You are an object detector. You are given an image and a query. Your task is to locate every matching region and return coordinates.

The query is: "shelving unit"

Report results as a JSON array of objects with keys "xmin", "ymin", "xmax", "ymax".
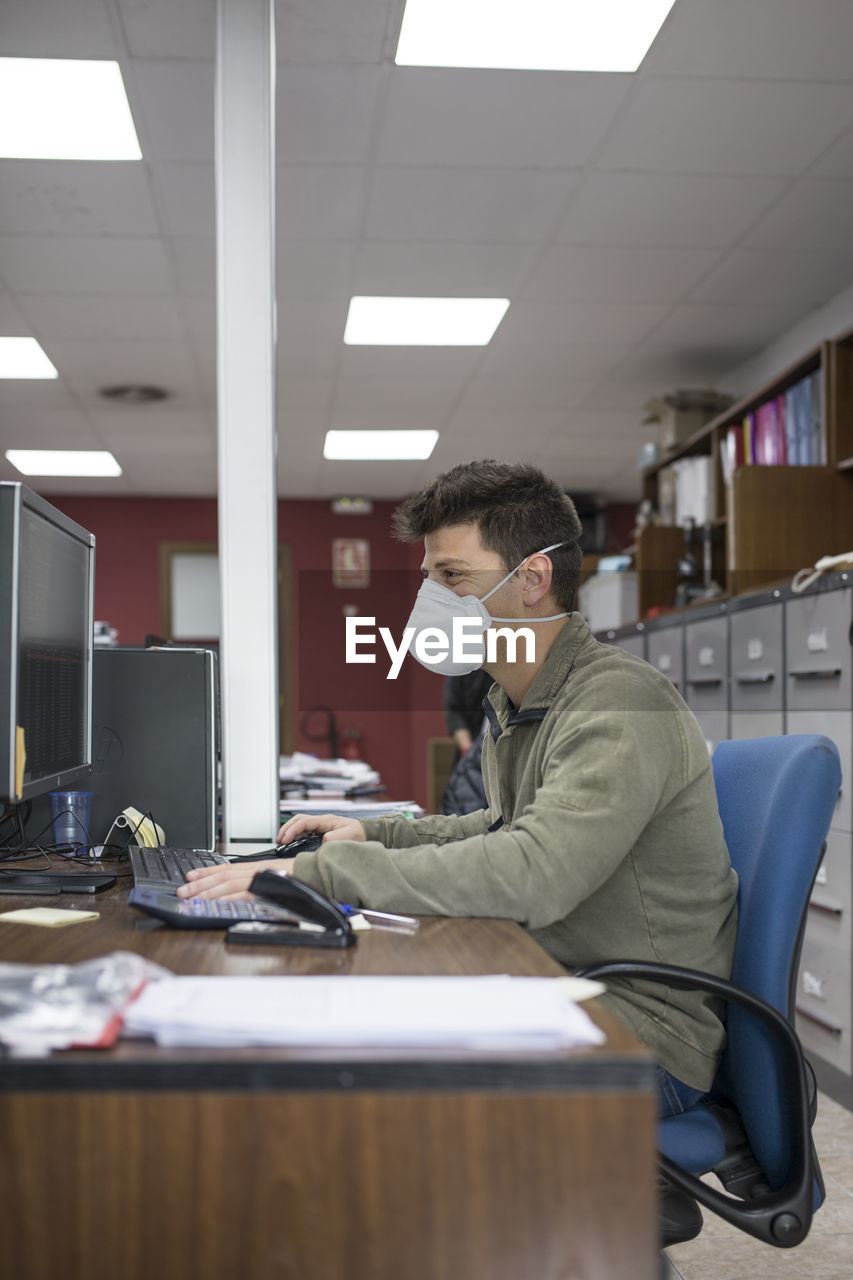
[{"xmin": 636, "ymin": 331, "xmax": 853, "ymax": 617}]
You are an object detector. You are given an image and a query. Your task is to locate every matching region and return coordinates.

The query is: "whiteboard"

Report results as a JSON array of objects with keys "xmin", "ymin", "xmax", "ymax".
[{"xmin": 171, "ymin": 552, "xmax": 220, "ymax": 640}]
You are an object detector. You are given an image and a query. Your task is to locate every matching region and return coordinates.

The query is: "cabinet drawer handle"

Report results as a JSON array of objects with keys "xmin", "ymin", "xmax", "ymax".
[
  {"xmin": 808, "ymin": 899, "xmax": 843, "ymax": 918},
  {"xmin": 686, "ymin": 676, "xmax": 723, "ymax": 686},
  {"xmin": 735, "ymin": 671, "xmax": 774, "ymax": 684},
  {"xmin": 796, "ymin": 1006, "xmax": 843, "ymax": 1036},
  {"xmin": 789, "ymin": 667, "xmax": 842, "ymax": 681}
]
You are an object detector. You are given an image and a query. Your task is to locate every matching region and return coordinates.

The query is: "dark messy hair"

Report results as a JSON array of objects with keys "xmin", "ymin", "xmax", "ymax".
[{"xmin": 392, "ymin": 459, "xmax": 583, "ymax": 612}]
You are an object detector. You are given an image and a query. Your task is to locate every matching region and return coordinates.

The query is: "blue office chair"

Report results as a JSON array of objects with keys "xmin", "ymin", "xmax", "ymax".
[{"xmin": 578, "ymin": 734, "xmax": 842, "ymax": 1250}]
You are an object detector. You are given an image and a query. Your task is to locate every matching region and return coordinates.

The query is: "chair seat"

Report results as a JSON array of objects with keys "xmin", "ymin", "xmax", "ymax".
[{"xmin": 659, "ymin": 1102, "xmax": 725, "ymax": 1173}]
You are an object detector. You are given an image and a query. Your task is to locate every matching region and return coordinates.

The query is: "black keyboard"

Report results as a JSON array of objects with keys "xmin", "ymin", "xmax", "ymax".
[
  {"xmin": 128, "ymin": 887, "xmax": 292, "ymax": 929},
  {"xmin": 129, "ymin": 845, "xmax": 229, "ymax": 891}
]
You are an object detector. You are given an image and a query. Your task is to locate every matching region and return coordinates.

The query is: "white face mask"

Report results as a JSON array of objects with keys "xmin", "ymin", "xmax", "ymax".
[{"xmin": 405, "ymin": 543, "xmax": 569, "ymax": 676}]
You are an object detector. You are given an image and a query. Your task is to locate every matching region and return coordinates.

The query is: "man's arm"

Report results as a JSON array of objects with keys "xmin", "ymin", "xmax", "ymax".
[{"xmin": 291, "ymin": 707, "xmax": 683, "ymax": 924}]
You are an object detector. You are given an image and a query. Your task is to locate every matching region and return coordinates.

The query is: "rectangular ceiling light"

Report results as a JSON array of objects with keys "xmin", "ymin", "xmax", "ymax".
[
  {"xmin": 395, "ymin": 0, "xmax": 677, "ymax": 72},
  {"xmin": 324, "ymin": 431, "xmax": 439, "ymax": 461},
  {"xmin": 6, "ymin": 450, "xmax": 123, "ymax": 478},
  {"xmin": 0, "ymin": 57, "xmax": 142, "ymax": 160},
  {"xmin": 344, "ymin": 297, "xmax": 509, "ymax": 346},
  {"xmin": 0, "ymin": 338, "xmax": 58, "ymax": 379}
]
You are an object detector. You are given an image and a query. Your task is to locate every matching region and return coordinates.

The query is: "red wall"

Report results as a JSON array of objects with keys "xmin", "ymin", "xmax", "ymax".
[
  {"xmin": 52, "ymin": 495, "xmax": 446, "ymax": 808},
  {"xmin": 50, "ymin": 493, "xmax": 639, "ymax": 810}
]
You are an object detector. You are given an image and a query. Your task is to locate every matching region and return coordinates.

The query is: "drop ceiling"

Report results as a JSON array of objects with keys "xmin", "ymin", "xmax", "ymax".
[{"xmin": 2, "ymin": 0, "xmax": 853, "ymax": 501}]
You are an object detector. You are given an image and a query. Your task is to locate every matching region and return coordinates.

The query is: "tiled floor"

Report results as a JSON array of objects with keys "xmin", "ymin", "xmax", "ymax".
[{"xmin": 663, "ymin": 1091, "xmax": 853, "ymax": 1279}]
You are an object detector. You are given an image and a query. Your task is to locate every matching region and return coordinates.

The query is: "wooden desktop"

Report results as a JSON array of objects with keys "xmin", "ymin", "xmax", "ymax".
[{"xmin": 0, "ymin": 875, "xmax": 658, "ymax": 1280}]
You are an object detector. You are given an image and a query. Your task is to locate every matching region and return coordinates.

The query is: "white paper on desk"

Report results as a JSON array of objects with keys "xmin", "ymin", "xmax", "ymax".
[
  {"xmin": 123, "ymin": 975, "xmax": 606, "ymax": 1051},
  {"xmin": 279, "ymin": 798, "xmax": 424, "ymax": 818}
]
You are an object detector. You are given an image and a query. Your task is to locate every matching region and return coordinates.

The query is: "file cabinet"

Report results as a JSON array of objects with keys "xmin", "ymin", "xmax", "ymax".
[
  {"xmin": 729, "ymin": 590, "xmax": 785, "ymax": 739},
  {"xmin": 646, "ymin": 619, "xmax": 684, "ymax": 696},
  {"xmin": 684, "ymin": 606, "xmax": 729, "ymax": 753},
  {"xmin": 594, "ymin": 571, "xmax": 853, "ymax": 1075},
  {"xmin": 604, "ymin": 621, "xmax": 646, "ymax": 659},
  {"xmin": 788, "ymin": 581, "xmax": 853, "ymax": 1073}
]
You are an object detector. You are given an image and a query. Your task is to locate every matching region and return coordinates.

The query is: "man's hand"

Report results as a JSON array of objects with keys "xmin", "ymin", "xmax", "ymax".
[
  {"xmin": 177, "ymin": 857, "xmax": 295, "ymax": 902},
  {"xmin": 277, "ymin": 813, "xmax": 366, "ymax": 845}
]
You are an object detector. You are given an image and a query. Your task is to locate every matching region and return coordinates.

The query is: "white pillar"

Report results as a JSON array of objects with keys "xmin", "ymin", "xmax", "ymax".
[{"xmin": 215, "ymin": 0, "xmax": 279, "ymax": 841}]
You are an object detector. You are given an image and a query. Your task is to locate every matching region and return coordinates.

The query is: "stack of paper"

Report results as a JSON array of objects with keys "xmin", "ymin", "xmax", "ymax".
[
  {"xmin": 279, "ymin": 752, "xmax": 382, "ymax": 796},
  {"xmin": 124, "ymin": 975, "xmax": 605, "ymax": 1051},
  {"xmin": 279, "ymin": 797, "xmax": 424, "ymax": 820}
]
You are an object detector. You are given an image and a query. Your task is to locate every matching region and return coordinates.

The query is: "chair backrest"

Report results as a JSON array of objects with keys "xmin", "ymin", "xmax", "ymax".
[{"xmin": 710, "ymin": 734, "xmax": 842, "ymax": 1188}]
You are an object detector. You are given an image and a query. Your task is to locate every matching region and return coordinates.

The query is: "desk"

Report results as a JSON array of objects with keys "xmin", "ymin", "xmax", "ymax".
[{"xmin": 0, "ymin": 876, "xmax": 657, "ymax": 1280}]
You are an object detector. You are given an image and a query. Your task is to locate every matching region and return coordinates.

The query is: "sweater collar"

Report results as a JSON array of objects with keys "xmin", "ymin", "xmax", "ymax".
[{"xmin": 483, "ymin": 612, "xmax": 590, "ymax": 739}]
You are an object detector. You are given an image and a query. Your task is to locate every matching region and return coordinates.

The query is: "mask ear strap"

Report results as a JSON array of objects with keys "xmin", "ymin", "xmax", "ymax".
[{"xmin": 481, "ymin": 541, "xmax": 567, "ymax": 605}]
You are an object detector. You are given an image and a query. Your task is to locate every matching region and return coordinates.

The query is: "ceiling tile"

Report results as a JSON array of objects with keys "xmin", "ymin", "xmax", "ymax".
[
  {"xmin": 0, "ymin": 380, "xmax": 78, "ymax": 409},
  {"xmin": 275, "ymin": 0, "xmax": 392, "ymax": 66},
  {"xmin": 336, "ymin": 346, "xmax": 481, "ymax": 380},
  {"xmin": 45, "ymin": 338, "xmax": 201, "ymax": 401},
  {"xmin": 604, "ymin": 343, "xmax": 758, "ymax": 389},
  {"xmin": 91, "ymin": 406, "xmax": 213, "ymax": 440},
  {"xmin": 0, "ymin": 406, "xmax": 100, "ymax": 450},
  {"xmin": 279, "ymin": 343, "xmax": 340, "ymax": 378},
  {"xmin": 744, "ymin": 178, "xmax": 853, "ymax": 252},
  {"xmin": 458, "ymin": 376, "xmax": 598, "ymax": 412},
  {"xmin": 328, "ymin": 407, "xmax": 450, "ymax": 432},
  {"xmin": 279, "ymin": 376, "xmax": 334, "ymax": 411},
  {"xmin": 0, "ymin": 0, "xmax": 116, "ymax": 56},
  {"xmin": 494, "ymin": 301, "xmax": 671, "ymax": 346},
  {"xmin": 521, "ymin": 244, "xmax": 720, "ymax": 304},
  {"xmin": 0, "ymin": 161, "xmax": 159, "ymax": 236},
  {"xmin": 811, "ymin": 122, "xmax": 853, "ymax": 177},
  {"xmin": 332, "ymin": 373, "xmax": 467, "ymax": 411},
  {"xmin": 377, "ymin": 68, "xmax": 630, "ymax": 169},
  {"xmin": 646, "ymin": 0, "xmax": 853, "ymax": 81},
  {"xmin": 21, "ymin": 294, "xmax": 186, "ymax": 341},
  {"xmin": 151, "ymin": 162, "xmax": 214, "ymax": 238},
  {"xmin": 555, "ymin": 171, "xmax": 786, "ymax": 248},
  {"xmin": 690, "ymin": 247, "xmax": 853, "ymax": 313},
  {"xmin": 353, "ymin": 240, "xmax": 536, "ymax": 297},
  {"xmin": 131, "ymin": 60, "xmax": 215, "ymax": 162},
  {"xmin": 277, "ymin": 65, "xmax": 384, "ymax": 163},
  {"xmin": 648, "ymin": 303, "xmax": 788, "ymax": 351},
  {"xmin": 476, "ymin": 342, "xmax": 633, "ymax": 383},
  {"xmin": 0, "ymin": 292, "xmax": 31, "ymax": 332},
  {"xmin": 171, "ymin": 238, "xmax": 216, "ymax": 297},
  {"xmin": 277, "ymin": 241, "xmax": 356, "ymax": 298},
  {"xmin": 278, "ymin": 165, "xmax": 368, "ymax": 239},
  {"xmin": 445, "ymin": 408, "xmax": 568, "ymax": 437},
  {"xmin": 365, "ymin": 167, "xmax": 578, "ymax": 242},
  {"xmin": 598, "ymin": 79, "xmax": 853, "ymax": 176},
  {"xmin": 120, "ymin": 0, "xmax": 216, "ymax": 59},
  {"xmin": 0, "ymin": 236, "xmax": 174, "ymax": 295}
]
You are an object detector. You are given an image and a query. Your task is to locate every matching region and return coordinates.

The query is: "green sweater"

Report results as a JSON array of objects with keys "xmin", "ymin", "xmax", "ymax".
[{"xmin": 293, "ymin": 614, "xmax": 738, "ymax": 1090}]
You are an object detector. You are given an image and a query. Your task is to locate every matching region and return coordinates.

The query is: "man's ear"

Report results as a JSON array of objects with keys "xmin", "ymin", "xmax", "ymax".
[{"xmin": 520, "ymin": 553, "xmax": 554, "ymax": 606}]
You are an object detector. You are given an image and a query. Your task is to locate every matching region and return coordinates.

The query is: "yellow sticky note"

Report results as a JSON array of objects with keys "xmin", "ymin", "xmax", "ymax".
[
  {"xmin": 14, "ymin": 726, "xmax": 26, "ymax": 800},
  {"xmin": 1, "ymin": 907, "xmax": 100, "ymax": 928}
]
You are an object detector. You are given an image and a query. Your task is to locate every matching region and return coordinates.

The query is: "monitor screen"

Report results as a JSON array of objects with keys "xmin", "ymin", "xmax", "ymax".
[{"xmin": 0, "ymin": 483, "xmax": 95, "ymax": 804}]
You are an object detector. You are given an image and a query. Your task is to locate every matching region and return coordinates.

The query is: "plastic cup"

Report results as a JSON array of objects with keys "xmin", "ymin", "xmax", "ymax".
[{"xmin": 49, "ymin": 790, "xmax": 93, "ymax": 854}]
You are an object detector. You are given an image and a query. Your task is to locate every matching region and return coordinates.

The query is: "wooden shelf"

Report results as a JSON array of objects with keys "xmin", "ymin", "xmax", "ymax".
[{"xmin": 636, "ymin": 333, "xmax": 853, "ymax": 614}]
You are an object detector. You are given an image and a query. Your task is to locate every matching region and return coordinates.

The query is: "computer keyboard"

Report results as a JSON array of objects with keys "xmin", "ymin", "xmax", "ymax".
[
  {"xmin": 128, "ymin": 886, "xmax": 291, "ymax": 928},
  {"xmin": 129, "ymin": 844, "xmax": 230, "ymax": 891}
]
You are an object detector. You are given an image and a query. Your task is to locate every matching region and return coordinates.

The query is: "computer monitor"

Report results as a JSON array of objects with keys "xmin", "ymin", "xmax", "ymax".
[{"xmin": 0, "ymin": 482, "xmax": 95, "ymax": 805}]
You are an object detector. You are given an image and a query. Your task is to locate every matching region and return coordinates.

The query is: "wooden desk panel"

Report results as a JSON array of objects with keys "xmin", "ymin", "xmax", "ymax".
[{"xmin": 0, "ymin": 878, "xmax": 658, "ymax": 1279}]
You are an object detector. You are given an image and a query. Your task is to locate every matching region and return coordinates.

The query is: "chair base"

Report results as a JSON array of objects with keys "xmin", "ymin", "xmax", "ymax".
[{"xmin": 659, "ymin": 1176, "xmax": 703, "ymax": 1248}]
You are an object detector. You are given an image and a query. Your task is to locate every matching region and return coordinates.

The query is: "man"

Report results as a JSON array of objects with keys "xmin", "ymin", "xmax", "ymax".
[{"xmin": 182, "ymin": 459, "xmax": 738, "ymax": 1114}]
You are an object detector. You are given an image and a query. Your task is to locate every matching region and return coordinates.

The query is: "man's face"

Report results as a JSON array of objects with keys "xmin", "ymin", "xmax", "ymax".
[{"xmin": 421, "ymin": 523, "xmax": 517, "ymax": 611}]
